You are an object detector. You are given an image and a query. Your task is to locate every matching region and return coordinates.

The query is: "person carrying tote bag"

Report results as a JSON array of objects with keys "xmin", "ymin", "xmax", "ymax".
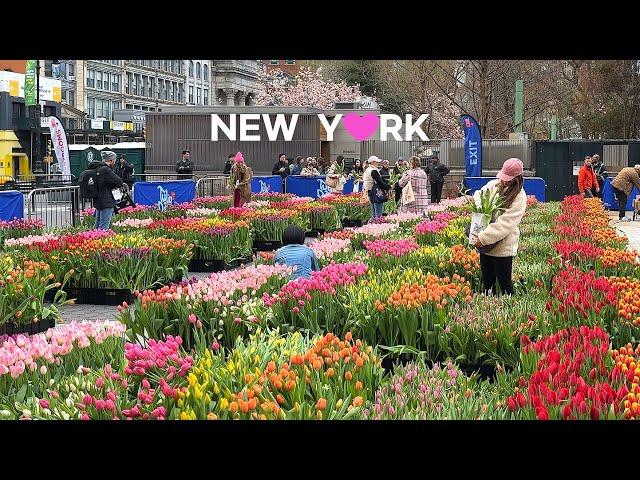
[
  {"xmin": 472, "ymin": 158, "xmax": 527, "ymax": 296},
  {"xmin": 398, "ymin": 156, "xmax": 429, "ymax": 214},
  {"xmin": 363, "ymin": 156, "xmax": 390, "ymax": 220}
]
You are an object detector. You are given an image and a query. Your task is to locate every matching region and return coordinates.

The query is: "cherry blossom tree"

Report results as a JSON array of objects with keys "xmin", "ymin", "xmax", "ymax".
[{"xmin": 254, "ymin": 66, "xmax": 371, "ymax": 109}]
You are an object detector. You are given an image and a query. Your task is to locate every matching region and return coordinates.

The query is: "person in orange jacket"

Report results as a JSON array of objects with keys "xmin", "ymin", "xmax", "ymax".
[{"xmin": 578, "ymin": 156, "xmax": 599, "ymax": 198}]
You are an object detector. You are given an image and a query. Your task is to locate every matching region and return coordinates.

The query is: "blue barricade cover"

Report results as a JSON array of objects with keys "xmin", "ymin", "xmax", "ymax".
[
  {"xmin": 285, "ymin": 175, "xmax": 332, "ymax": 199},
  {"xmin": 464, "ymin": 177, "xmax": 546, "ymax": 202},
  {"xmin": 342, "ymin": 177, "xmax": 355, "ymax": 194},
  {"xmin": 252, "ymin": 176, "xmax": 283, "ymax": 194},
  {"xmin": 602, "ymin": 177, "xmax": 638, "ymax": 211},
  {"xmin": 133, "ymin": 180, "xmax": 196, "ymax": 209},
  {"xmin": 0, "ymin": 190, "xmax": 24, "ymax": 220}
]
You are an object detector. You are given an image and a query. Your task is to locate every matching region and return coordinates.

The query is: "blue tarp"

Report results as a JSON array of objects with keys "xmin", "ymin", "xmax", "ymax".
[
  {"xmin": 0, "ymin": 190, "xmax": 24, "ymax": 220},
  {"xmin": 285, "ymin": 176, "xmax": 332, "ymax": 199},
  {"xmin": 133, "ymin": 180, "xmax": 196, "ymax": 209},
  {"xmin": 252, "ymin": 176, "xmax": 283, "ymax": 194},
  {"xmin": 464, "ymin": 177, "xmax": 547, "ymax": 202},
  {"xmin": 602, "ymin": 177, "xmax": 638, "ymax": 211}
]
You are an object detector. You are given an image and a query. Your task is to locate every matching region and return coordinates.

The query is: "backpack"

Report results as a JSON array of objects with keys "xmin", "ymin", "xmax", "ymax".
[{"xmin": 80, "ymin": 168, "xmax": 99, "ymax": 199}]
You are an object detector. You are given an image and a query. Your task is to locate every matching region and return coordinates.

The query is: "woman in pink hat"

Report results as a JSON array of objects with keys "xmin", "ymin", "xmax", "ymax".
[
  {"xmin": 472, "ymin": 157, "xmax": 527, "ymax": 296},
  {"xmin": 228, "ymin": 152, "xmax": 253, "ymax": 207}
]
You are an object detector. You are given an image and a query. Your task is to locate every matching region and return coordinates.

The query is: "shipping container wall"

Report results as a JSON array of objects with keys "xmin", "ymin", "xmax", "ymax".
[{"xmin": 146, "ymin": 114, "xmax": 321, "ymax": 174}]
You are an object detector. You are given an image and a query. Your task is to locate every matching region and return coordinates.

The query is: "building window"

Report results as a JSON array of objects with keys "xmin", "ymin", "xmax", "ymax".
[
  {"xmin": 68, "ymin": 91, "xmax": 75, "ymax": 107},
  {"xmin": 97, "ymin": 71, "xmax": 104, "ymax": 90},
  {"xmin": 285, "ymin": 60, "xmax": 295, "ymax": 65},
  {"xmin": 203, "ymin": 88, "xmax": 208, "ymax": 105},
  {"xmin": 203, "ymin": 65, "xmax": 208, "ymax": 81},
  {"xmin": 150, "ymin": 78, "xmax": 156, "ymax": 99},
  {"xmin": 269, "ymin": 60, "xmax": 279, "ymax": 65},
  {"xmin": 189, "ymin": 86, "xmax": 193, "ymax": 104},
  {"xmin": 68, "ymin": 62, "xmax": 75, "ymax": 77},
  {"xmin": 112, "ymin": 75, "xmax": 119, "ymax": 92},
  {"xmin": 196, "ymin": 62, "xmax": 201, "ymax": 79},
  {"xmin": 113, "ymin": 100, "xmax": 120, "ymax": 114},
  {"xmin": 87, "ymin": 97, "xmax": 95, "ymax": 118},
  {"xmin": 126, "ymin": 72, "xmax": 132, "ymax": 94},
  {"xmin": 86, "ymin": 70, "xmax": 95, "ymax": 88},
  {"xmin": 196, "ymin": 87, "xmax": 201, "ymax": 105},
  {"xmin": 189, "ymin": 61, "xmax": 194, "ymax": 77},
  {"xmin": 178, "ymin": 84, "xmax": 183, "ymax": 103},
  {"xmin": 170, "ymin": 82, "xmax": 175, "ymax": 101},
  {"xmin": 126, "ymin": 104, "xmax": 133, "ymax": 109},
  {"xmin": 132, "ymin": 74, "xmax": 138, "ymax": 96}
]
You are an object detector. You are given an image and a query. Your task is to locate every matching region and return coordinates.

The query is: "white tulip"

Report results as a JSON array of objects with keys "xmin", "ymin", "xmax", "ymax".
[{"xmin": 61, "ymin": 411, "xmax": 70, "ymax": 420}]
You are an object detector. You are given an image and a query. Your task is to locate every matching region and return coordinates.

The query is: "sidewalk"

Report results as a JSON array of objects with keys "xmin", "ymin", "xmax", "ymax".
[{"xmin": 609, "ymin": 211, "xmax": 640, "ymax": 251}]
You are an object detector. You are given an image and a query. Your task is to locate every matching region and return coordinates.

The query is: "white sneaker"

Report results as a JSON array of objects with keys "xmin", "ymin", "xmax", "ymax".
[{"xmin": 620, "ymin": 217, "xmax": 632, "ymax": 222}]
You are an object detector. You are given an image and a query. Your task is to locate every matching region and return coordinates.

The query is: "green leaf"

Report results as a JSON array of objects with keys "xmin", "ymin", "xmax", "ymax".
[{"xmin": 15, "ymin": 384, "xmax": 28, "ymax": 404}]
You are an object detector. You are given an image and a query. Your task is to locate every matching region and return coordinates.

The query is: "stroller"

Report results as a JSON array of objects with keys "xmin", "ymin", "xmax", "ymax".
[{"xmin": 113, "ymin": 184, "xmax": 136, "ymax": 214}]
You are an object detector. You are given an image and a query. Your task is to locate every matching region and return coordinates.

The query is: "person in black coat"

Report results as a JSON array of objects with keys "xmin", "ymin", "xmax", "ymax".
[
  {"xmin": 272, "ymin": 153, "xmax": 289, "ymax": 192},
  {"xmin": 223, "ymin": 154, "xmax": 234, "ymax": 175},
  {"xmin": 93, "ymin": 151, "xmax": 123, "ymax": 230},
  {"xmin": 425, "ymin": 155, "xmax": 450, "ymax": 203},
  {"xmin": 176, "ymin": 150, "xmax": 194, "ymax": 179},
  {"xmin": 591, "ymin": 154, "xmax": 607, "ymax": 198},
  {"xmin": 272, "ymin": 153, "xmax": 289, "ymax": 179},
  {"xmin": 114, "ymin": 154, "xmax": 135, "ymax": 189}
]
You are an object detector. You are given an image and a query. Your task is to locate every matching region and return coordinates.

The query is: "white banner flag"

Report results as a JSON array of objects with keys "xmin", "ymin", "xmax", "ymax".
[{"xmin": 47, "ymin": 116, "xmax": 70, "ymax": 177}]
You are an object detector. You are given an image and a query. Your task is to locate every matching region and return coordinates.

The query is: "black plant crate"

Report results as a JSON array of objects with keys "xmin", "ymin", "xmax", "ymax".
[
  {"xmin": 342, "ymin": 219, "xmax": 363, "ymax": 228},
  {"xmin": 252, "ymin": 240, "xmax": 282, "ymax": 252}
]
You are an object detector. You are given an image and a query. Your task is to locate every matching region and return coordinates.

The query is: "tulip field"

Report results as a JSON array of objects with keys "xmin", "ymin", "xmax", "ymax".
[{"xmin": 1, "ymin": 191, "xmax": 640, "ymax": 420}]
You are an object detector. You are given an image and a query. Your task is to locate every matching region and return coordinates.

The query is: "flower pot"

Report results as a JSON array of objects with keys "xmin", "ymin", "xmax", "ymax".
[{"xmin": 342, "ymin": 219, "xmax": 363, "ymax": 228}]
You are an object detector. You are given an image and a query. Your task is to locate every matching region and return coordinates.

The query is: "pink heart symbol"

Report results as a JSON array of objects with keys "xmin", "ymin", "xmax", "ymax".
[{"xmin": 343, "ymin": 113, "xmax": 378, "ymax": 141}]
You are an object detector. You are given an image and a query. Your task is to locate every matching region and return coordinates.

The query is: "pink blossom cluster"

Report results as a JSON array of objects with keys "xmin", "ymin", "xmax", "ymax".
[
  {"xmin": 134, "ymin": 264, "xmax": 293, "ymax": 308},
  {"xmin": 117, "ymin": 205, "xmax": 155, "ymax": 215},
  {"xmin": 243, "ymin": 200, "xmax": 271, "ymax": 209},
  {"xmin": 363, "ymin": 238, "xmax": 420, "ymax": 257},
  {"xmin": 4, "ymin": 233, "xmax": 58, "ymax": 247},
  {"xmin": 0, "ymin": 321, "xmax": 126, "ymax": 379},
  {"xmin": 112, "ymin": 218, "xmax": 155, "ymax": 228},
  {"xmin": 415, "ymin": 220, "xmax": 448, "ymax": 235},
  {"xmin": 432, "ymin": 212, "xmax": 458, "ymax": 223},
  {"xmin": 184, "ymin": 208, "xmax": 220, "ymax": 217},
  {"xmin": 255, "ymin": 66, "xmax": 368, "ymax": 110},
  {"xmin": 310, "ymin": 237, "xmax": 351, "ymax": 259},
  {"xmin": 349, "ymin": 223, "xmax": 399, "ymax": 237},
  {"xmin": 193, "ymin": 196, "xmax": 231, "ymax": 205},
  {"xmin": 0, "ymin": 219, "xmax": 44, "ymax": 230},
  {"xmin": 383, "ymin": 212, "xmax": 424, "ymax": 224},
  {"xmin": 262, "ymin": 262, "xmax": 368, "ymax": 309},
  {"xmin": 424, "ymin": 197, "xmax": 470, "ymax": 212},
  {"xmin": 124, "ymin": 336, "xmax": 192, "ymax": 381},
  {"xmin": 80, "ymin": 207, "xmax": 96, "ymax": 217}
]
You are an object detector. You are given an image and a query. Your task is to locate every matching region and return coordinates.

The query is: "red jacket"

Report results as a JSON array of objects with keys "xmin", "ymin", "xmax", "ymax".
[{"xmin": 578, "ymin": 165, "xmax": 598, "ymax": 193}]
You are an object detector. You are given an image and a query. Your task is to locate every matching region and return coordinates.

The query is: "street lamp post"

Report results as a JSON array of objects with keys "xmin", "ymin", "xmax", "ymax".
[{"xmin": 32, "ymin": 59, "xmax": 44, "ymax": 175}]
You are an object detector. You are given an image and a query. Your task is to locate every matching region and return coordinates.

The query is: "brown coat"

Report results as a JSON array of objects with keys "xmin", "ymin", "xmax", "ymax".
[
  {"xmin": 231, "ymin": 165, "xmax": 253, "ymax": 202},
  {"xmin": 611, "ymin": 167, "xmax": 640, "ymax": 197}
]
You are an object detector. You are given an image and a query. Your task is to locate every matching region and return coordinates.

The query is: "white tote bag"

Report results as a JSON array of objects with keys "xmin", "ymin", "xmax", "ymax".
[{"xmin": 402, "ymin": 175, "xmax": 415, "ymax": 204}]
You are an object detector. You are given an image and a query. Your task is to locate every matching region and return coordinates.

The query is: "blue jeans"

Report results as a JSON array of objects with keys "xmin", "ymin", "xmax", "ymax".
[
  {"xmin": 94, "ymin": 208, "xmax": 114, "ymax": 230},
  {"xmin": 370, "ymin": 202, "xmax": 384, "ymax": 220}
]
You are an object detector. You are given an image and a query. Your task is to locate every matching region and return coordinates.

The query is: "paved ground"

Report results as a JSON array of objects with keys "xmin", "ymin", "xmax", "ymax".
[{"xmin": 608, "ymin": 211, "xmax": 640, "ymax": 251}]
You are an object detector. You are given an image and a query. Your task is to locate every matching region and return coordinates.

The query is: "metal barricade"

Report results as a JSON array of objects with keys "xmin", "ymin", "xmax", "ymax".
[
  {"xmin": 195, "ymin": 176, "xmax": 229, "ymax": 197},
  {"xmin": 26, "ymin": 186, "xmax": 81, "ymax": 229}
]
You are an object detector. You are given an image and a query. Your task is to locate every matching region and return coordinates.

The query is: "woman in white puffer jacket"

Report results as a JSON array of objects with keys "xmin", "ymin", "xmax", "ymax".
[{"xmin": 472, "ymin": 158, "xmax": 527, "ymax": 296}]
